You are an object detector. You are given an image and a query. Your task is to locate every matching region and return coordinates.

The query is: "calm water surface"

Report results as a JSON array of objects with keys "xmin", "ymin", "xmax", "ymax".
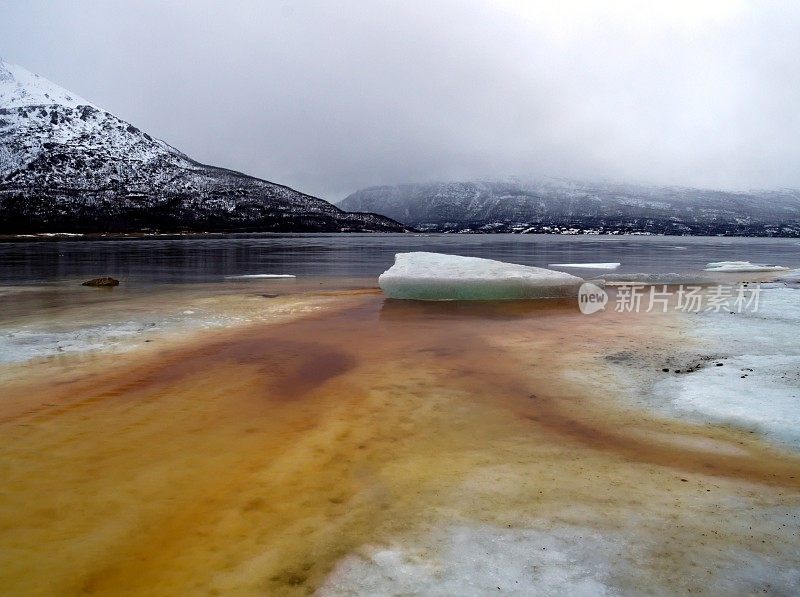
[{"xmin": 2, "ymin": 234, "xmax": 799, "ymax": 285}]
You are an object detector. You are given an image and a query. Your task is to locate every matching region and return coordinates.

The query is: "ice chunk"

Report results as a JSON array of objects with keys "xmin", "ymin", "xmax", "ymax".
[
  {"xmin": 549, "ymin": 262, "xmax": 621, "ymax": 269},
  {"xmin": 224, "ymin": 274, "xmax": 296, "ymax": 279},
  {"xmin": 704, "ymin": 261, "xmax": 789, "ymax": 272},
  {"xmin": 598, "ymin": 272, "xmax": 712, "ymax": 285},
  {"xmin": 378, "ymin": 252, "xmax": 583, "ymax": 300}
]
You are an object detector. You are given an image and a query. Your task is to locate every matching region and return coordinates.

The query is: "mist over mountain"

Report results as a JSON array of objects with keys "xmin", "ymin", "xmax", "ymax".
[
  {"xmin": 0, "ymin": 59, "xmax": 405, "ymax": 233},
  {"xmin": 339, "ymin": 179, "xmax": 800, "ymax": 236}
]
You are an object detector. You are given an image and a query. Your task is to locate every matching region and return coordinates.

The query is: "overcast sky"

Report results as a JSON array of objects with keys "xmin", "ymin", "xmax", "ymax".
[{"xmin": 2, "ymin": 0, "xmax": 800, "ymax": 200}]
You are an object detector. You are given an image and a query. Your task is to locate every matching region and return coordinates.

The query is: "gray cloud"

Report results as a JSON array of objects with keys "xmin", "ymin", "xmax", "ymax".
[{"xmin": 2, "ymin": 0, "xmax": 800, "ymax": 200}]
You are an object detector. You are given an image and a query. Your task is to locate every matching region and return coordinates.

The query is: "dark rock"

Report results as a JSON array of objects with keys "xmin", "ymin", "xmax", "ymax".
[
  {"xmin": 662, "ymin": 368, "xmax": 670, "ymax": 372},
  {"xmin": 81, "ymin": 277, "xmax": 119, "ymax": 287}
]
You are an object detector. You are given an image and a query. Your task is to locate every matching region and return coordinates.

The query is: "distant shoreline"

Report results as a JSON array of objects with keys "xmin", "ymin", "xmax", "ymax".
[{"xmin": 3, "ymin": 229, "xmax": 800, "ymax": 242}]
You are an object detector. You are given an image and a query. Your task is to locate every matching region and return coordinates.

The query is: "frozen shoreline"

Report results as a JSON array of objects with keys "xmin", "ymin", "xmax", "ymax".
[
  {"xmin": 648, "ymin": 286, "xmax": 800, "ymax": 450},
  {"xmin": 320, "ymin": 514, "xmax": 800, "ymax": 596},
  {"xmin": 1, "ymin": 272, "xmax": 799, "ymax": 595},
  {"xmin": 0, "ymin": 286, "xmax": 345, "ymax": 366},
  {"xmin": 318, "ymin": 284, "xmax": 800, "ymax": 595}
]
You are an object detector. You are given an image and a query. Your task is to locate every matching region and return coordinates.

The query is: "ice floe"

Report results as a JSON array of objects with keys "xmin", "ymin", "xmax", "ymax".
[
  {"xmin": 225, "ymin": 274, "xmax": 296, "ymax": 279},
  {"xmin": 598, "ymin": 272, "xmax": 712, "ymax": 285},
  {"xmin": 379, "ymin": 252, "xmax": 583, "ymax": 300},
  {"xmin": 704, "ymin": 261, "xmax": 789, "ymax": 273},
  {"xmin": 549, "ymin": 262, "xmax": 621, "ymax": 269}
]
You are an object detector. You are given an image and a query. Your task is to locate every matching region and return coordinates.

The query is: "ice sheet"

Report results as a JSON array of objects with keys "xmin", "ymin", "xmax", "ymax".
[
  {"xmin": 379, "ymin": 252, "xmax": 583, "ymax": 300},
  {"xmin": 224, "ymin": 274, "xmax": 296, "ymax": 279},
  {"xmin": 598, "ymin": 272, "xmax": 712, "ymax": 285},
  {"xmin": 319, "ymin": 519, "xmax": 800, "ymax": 595},
  {"xmin": 319, "ymin": 524, "xmax": 624, "ymax": 596},
  {"xmin": 775, "ymin": 268, "xmax": 800, "ymax": 283},
  {"xmin": 704, "ymin": 261, "xmax": 789, "ymax": 272},
  {"xmin": 651, "ymin": 287, "xmax": 800, "ymax": 449},
  {"xmin": 549, "ymin": 263, "xmax": 621, "ymax": 269}
]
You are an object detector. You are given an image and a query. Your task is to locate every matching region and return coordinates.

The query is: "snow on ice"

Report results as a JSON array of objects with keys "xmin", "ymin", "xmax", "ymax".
[
  {"xmin": 378, "ymin": 252, "xmax": 583, "ymax": 300},
  {"xmin": 549, "ymin": 263, "xmax": 621, "ymax": 269},
  {"xmin": 224, "ymin": 274, "xmax": 296, "ymax": 279},
  {"xmin": 704, "ymin": 261, "xmax": 789, "ymax": 273},
  {"xmin": 652, "ymin": 287, "xmax": 800, "ymax": 450},
  {"xmin": 319, "ymin": 524, "xmax": 624, "ymax": 596}
]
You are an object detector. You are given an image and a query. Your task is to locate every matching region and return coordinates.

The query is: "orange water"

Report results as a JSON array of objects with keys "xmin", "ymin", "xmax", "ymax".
[{"xmin": 1, "ymin": 291, "xmax": 799, "ymax": 595}]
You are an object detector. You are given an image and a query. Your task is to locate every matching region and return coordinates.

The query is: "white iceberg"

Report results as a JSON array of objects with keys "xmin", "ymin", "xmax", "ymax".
[
  {"xmin": 549, "ymin": 262, "xmax": 621, "ymax": 269},
  {"xmin": 704, "ymin": 261, "xmax": 789, "ymax": 273},
  {"xmin": 378, "ymin": 252, "xmax": 583, "ymax": 300}
]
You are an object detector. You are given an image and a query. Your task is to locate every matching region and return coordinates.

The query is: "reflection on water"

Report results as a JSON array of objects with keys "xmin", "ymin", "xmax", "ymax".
[{"xmin": 2, "ymin": 233, "xmax": 799, "ymax": 284}]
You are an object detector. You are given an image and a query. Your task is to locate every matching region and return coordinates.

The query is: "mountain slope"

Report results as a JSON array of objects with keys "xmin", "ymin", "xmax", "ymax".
[
  {"xmin": 0, "ymin": 59, "xmax": 405, "ymax": 233},
  {"xmin": 339, "ymin": 179, "xmax": 800, "ymax": 236}
]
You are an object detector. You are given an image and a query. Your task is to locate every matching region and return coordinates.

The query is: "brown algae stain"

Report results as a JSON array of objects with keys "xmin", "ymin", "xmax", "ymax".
[{"xmin": 0, "ymin": 294, "xmax": 798, "ymax": 595}]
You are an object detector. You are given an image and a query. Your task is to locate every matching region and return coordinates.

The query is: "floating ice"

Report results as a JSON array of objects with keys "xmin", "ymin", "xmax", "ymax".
[
  {"xmin": 598, "ymin": 272, "xmax": 712, "ymax": 285},
  {"xmin": 549, "ymin": 262, "xmax": 621, "ymax": 269},
  {"xmin": 378, "ymin": 252, "xmax": 583, "ymax": 300},
  {"xmin": 704, "ymin": 261, "xmax": 789, "ymax": 273},
  {"xmin": 224, "ymin": 274, "xmax": 296, "ymax": 279}
]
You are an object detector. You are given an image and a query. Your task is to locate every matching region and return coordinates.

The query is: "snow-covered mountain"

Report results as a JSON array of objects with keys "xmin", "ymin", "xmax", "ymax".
[
  {"xmin": 0, "ymin": 59, "xmax": 405, "ymax": 233},
  {"xmin": 339, "ymin": 179, "xmax": 800, "ymax": 235}
]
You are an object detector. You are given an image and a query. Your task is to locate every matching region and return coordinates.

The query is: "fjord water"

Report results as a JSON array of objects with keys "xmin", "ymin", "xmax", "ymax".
[{"xmin": 2, "ymin": 233, "xmax": 800, "ymax": 285}]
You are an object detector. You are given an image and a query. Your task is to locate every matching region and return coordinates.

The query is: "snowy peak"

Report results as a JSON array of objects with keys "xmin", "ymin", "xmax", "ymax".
[
  {"xmin": 0, "ymin": 58, "xmax": 95, "ymax": 109},
  {"xmin": 0, "ymin": 59, "xmax": 406, "ymax": 233}
]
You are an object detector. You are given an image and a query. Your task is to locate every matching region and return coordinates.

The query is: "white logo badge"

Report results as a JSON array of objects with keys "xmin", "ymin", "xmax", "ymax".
[{"xmin": 578, "ymin": 282, "xmax": 608, "ymax": 315}]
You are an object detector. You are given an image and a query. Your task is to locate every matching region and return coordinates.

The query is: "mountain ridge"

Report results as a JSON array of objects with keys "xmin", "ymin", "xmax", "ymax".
[
  {"xmin": 338, "ymin": 178, "xmax": 800, "ymax": 236},
  {"xmin": 0, "ymin": 59, "xmax": 406, "ymax": 233}
]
